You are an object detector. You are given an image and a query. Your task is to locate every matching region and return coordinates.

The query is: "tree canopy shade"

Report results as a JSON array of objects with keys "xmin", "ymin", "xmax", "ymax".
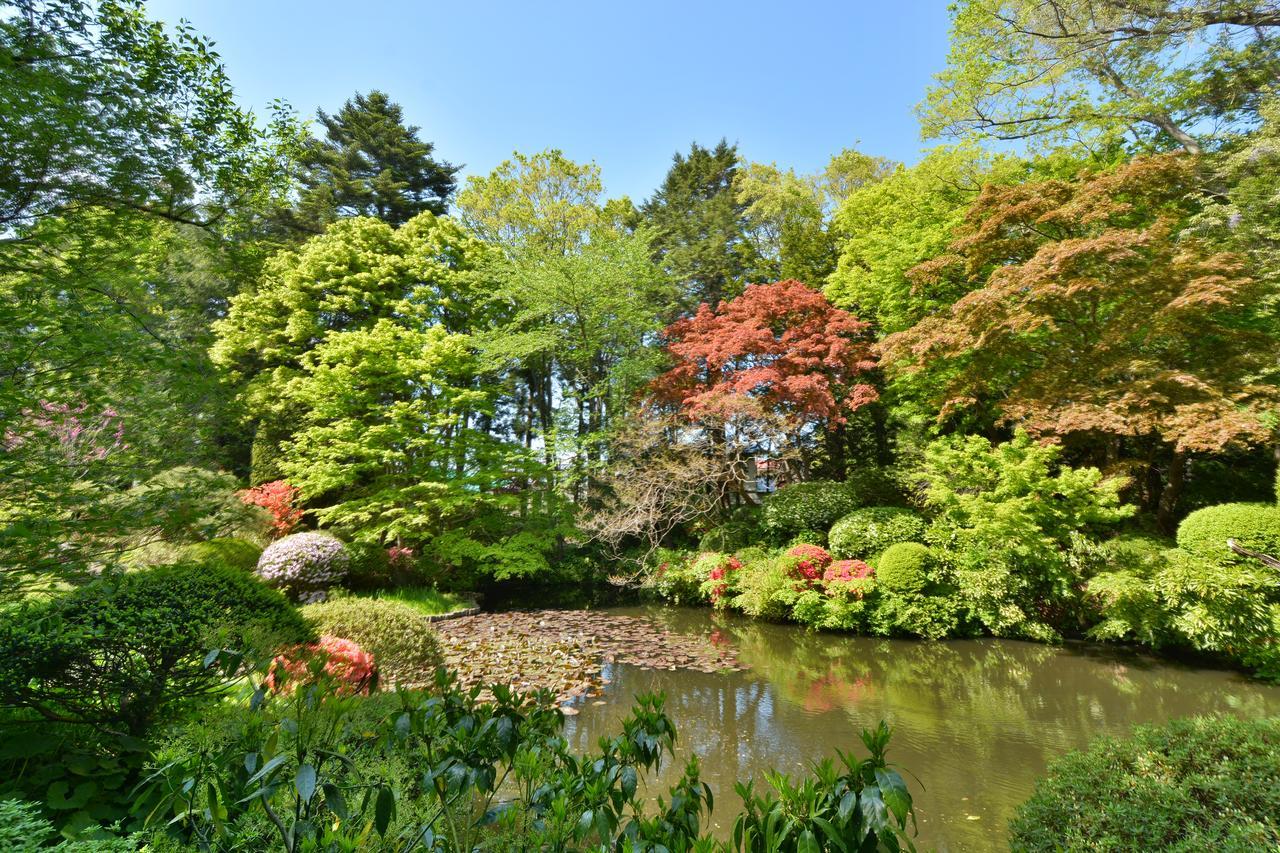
[
  {"xmin": 641, "ymin": 140, "xmax": 762, "ymax": 314},
  {"xmin": 0, "ymin": 0, "xmax": 297, "ymax": 241},
  {"xmin": 294, "ymin": 90, "xmax": 458, "ymax": 230},
  {"xmin": 880, "ymin": 153, "xmax": 1278, "ymax": 527},
  {"xmin": 921, "ymin": 0, "xmax": 1280, "ymax": 154}
]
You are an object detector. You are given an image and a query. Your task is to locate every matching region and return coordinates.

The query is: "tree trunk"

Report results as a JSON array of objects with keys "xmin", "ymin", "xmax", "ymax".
[{"xmin": 1156, "ymin": 451, "xmax": 1187, "ymax": 534}]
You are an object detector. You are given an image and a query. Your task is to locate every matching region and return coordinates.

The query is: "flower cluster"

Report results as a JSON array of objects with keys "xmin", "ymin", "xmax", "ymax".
[
  {"xmin": 266, "ymin": 635, "xmax": 376, "ymax": 695},
  {"xmin": 786, "ymin": 543, "xmax": 833, "ymax": 569},
  {"xmin": 239, "ymin": 480, "xmax": 304, "ymax": 538},
  {"xmin": 706, "ymin": 556, "xmax": 743, "ymax": 606},
  {"xmin": 256, "ymin": 531, "xmax": 350, "ymax": 600},
  {"xmin": 787, "ymin": 557, "xmax": 823, "ymax": 591},
  {"xmin": 823, "ymin": 559, "xmax": 874, "ymax": 598},
  {"xmin": 4, "ymin": 400, "xmax": 127, "ymax": 467},
  {"xmin": 387, "ymin": 544, "xmax": 415, "ymax": 569}
]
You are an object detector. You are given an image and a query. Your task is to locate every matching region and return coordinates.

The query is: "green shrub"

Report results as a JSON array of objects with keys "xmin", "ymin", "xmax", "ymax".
[
  {"xmin": 733, "ymin": 553, "xmax": 805, "ymax": 620},
  {"xmin": 697, "ymin": 521, "xmax": 756, "ymax": 552},
  {"xmin": 829, "ymin": 506, "xmax": 925, "ymax": 560},
  {"xmin": 845, "ymin": 466, "xmax": 905, "ymax": 507},
  {"xmin": 300, "ymin": 597, "xmax": 444, "ymax": 687},
  {"xmin": 344, "ymin": 540, "xmax": 395, "ymax": 591},
  {"xmin": 761, "ymin": 480, "xmax": 858, "ymax": 539},
  {"xmin": 0, "ymin": 799, "xmax": 137, "ymax": 851},
  {"xmin": 1176, "ymin": 502, "xmax": 1280, "ymax": 565},
  {"xmin": 0, "ymin": 562, "xmax": 310, "ymax": 735},
  {"xmin": 875, "ymin": 542, "xmax": 932, "ymax": 595},
  {"xmin": 185, "ymin": 537, "xmax": 262, "ymax": 572},
  {"xmin": 1010, "ymin": 716, "xmax": 1280, "ymax": 851},
  {"xmin": 646, "ymin": 550, "xmax": 704, "ymax": 605}
]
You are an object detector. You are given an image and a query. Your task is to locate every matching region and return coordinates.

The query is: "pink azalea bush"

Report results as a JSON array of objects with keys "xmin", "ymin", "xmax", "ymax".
[
  {"xmin": 786, "ymin": 544, "xmax": 833, "ymax": 570},
  {"xmin": 824, "ymin": 559, "xmax": 874, "ymax": 598},
  {"xmin": 266, "ymin": 635, "xmax": 376, "ymax": 695},
  {"xmin": 702, "ymin": 555, "xmax": 743, "ymax": 607},
  {"xmin": 256, "ymin": 531, "xmax": 350, "ymax": 601}
]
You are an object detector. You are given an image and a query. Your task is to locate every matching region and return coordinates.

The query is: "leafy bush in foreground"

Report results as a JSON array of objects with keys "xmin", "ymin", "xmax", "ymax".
[
  {"xmin": 256, "ymin": 531, "xmax": 350, "ymax": 601},
  {"xmin": 0, "ymin": 562, "xmax": 310, "ymax": 736},
  {"xmin": 1010, "ymin": 716, "xmax": 1280, "ymax": 852},
  {"xmin": 142, "ymin": 668, "xmax": 918, "ymax": 852},
  {"xmin": 300, "ymin": 596, "xmax": 445, "ymax": 686}
]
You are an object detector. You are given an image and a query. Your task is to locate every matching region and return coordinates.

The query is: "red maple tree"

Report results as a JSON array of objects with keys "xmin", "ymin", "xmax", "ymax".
[
  {"xmin": 240, "ymin": 479, "xmax": 304, "ymax": 538},
  {"xmin": 650, "ymin": 280, "xmax": 878, "ymax": 428}
]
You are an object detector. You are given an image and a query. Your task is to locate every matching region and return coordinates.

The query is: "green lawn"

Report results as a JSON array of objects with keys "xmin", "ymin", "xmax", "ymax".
[{"xmin": 370, "ymin": 586, "xmax": 472, "ymax": 617}]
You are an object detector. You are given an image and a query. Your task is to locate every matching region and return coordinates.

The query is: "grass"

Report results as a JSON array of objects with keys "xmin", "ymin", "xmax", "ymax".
[{"xmin": 371, "ymin": 586, "xmax": 472, "ymax": 617}]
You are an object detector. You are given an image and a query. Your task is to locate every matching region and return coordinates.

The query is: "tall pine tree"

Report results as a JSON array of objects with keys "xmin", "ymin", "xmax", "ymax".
[
  {"xmin": 295, "ymin": 90, "xmax": 457, "ymax": 229},
  {"xmin": 641, "ymin": 140, "xmax": 760, "ymax": 315}
]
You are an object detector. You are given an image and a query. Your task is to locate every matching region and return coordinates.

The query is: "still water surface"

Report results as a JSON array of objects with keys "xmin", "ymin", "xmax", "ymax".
[{"xmin": 560, "ymin": 605, "xmax": 1280, "ymax": 851}]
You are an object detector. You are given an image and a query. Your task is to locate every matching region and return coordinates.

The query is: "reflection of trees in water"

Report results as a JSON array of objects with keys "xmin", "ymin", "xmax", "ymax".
[{"xmin": 567, "ymin": 608, "xmax": 1280, "ymax": 850}]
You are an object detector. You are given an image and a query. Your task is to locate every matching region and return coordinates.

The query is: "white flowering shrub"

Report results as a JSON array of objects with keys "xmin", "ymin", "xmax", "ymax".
[{"xmin": 256, "ymin": 532, "xmax": 350, "ymax": 600}]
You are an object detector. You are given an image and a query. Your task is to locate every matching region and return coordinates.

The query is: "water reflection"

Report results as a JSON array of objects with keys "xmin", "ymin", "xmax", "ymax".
[{"xmin": 562, "ymin": 606, "xmax": 1280, "ymax": 852}]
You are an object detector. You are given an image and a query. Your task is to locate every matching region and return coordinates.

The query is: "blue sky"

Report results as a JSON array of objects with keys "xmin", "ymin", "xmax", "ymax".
[{"xmin": 145, "ymin": 1, "xmax": 954, "ymax": 202}]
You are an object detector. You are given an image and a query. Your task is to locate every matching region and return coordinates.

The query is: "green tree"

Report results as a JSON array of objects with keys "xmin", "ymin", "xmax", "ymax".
[
  {"xmin": 641, "ymin": 140, "xmax": 761, "ymax": 314},
  {"xmin": 734, "ymin": 149, "xmax": 894, "ymax": 288},
  {"xmin": 921, "ymin": 0, "xmax": 1280, "ymax": 154},
  {"xmin": 211, "ymin": 213, "xmax": 498, "ymax": 481},
  {"xmin": 294, "ymin": 90, "xmax": 457, "ymax": 230},
  {"xmin": 825, "ymin": 144, "xmax": 1016, "ymax": 334},
  {"xmin": 0, "ymin": 0, "xmax": 297, "ymax": 245}
]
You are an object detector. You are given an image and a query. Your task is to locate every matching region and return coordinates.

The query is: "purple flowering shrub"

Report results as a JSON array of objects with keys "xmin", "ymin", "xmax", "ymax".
[{"xmin": 256, "ymin": 532, "xmax": 350, "ymax": 601}]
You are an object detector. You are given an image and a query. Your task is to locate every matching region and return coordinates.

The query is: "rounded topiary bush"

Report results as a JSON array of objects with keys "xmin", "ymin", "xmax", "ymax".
[
  {"xmin": 875, "ymin": 542, "xmax": 932, "ymax": 595},
  {"xmin": 300, "ymin": 597, "xmax": 444, "ymax": 686},
  {"xmin": 762, "ymin": 480, "xmax": 858, "ymax": 539},
  {"xmin": 828, "ymin": 506, "xmax": 926, "ymax": 560},
  {"xmin": 1175, "ymin": 502, "xmax": 1280, "ymax": 564},
  {"xmin": 256, "ymin": 531, "xmax": 350, "ymax": 601},
  {"xmin": 1010, "ymin": 716, "xmax": 1280, "ymax": 851},
  {"xmin": 186, "ymin": 537, "xmax": 262, "ymax": 572}
]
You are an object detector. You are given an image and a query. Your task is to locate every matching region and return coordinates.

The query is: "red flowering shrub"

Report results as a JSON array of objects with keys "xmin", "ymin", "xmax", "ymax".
[
  {"xmin": 824, "ymin": 560, "xmax": 874, "ymax": 599},
  {"xmin": 693, "ymin": 552, "xmax": 743, "ymax": 607},
  {"xmin": 387, "ymin": 545, "xmax": 415, "ymax": 569},
  {"xmin": 786, "ymin": 544, "xmax": 833, "ymax": 570},
  {"xmin": 266, "ymin": 635, "xmax": 376, "ymax": 695},
  {"xmin": 239, "ymin": 480, "xmax": 304, "ymax": 537},
  {"xmin": 786, "ymin": 557, "xmax": 823, "ymax": 592}
]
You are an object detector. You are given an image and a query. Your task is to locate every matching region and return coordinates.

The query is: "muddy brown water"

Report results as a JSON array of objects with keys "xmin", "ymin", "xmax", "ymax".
[{"xmin": 556, "ymin": 605, "xmax": 1280, "ymax": 851}]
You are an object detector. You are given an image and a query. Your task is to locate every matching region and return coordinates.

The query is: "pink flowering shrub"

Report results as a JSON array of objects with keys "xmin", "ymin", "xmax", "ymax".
[
  {"xmin": 239, "ymin": 480, "xmax": 303, "ymax": 538},
  {"xmin": 4, "ymin": 400, "xmax": 127, "ymax": 470},
  {"xmin": 256, "ymin": 531, "xmax": 350, "ymax": 601},
  {"xmin": 786, "ymin": 557, "xmax": 823, "ymax": 592},
  {"xmin": 786, "ymin": 544, "xmax": 833, "ymax": 570},
  {"xmin": 824, "ymin": 559, "xmax": 874, "ymax": 599},
  {"xmin": 387, "ymin": 545, "xmax": 415, "ymax": 570},
  {"xmin": 266, "ymin": 635, "xmax": 377, "ymax": 695}
]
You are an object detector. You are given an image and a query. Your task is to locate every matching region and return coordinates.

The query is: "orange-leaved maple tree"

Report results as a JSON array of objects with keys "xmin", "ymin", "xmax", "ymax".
[
  {"xmin": 650, "ymin": 279, "xmax": 878, "ymax": 442},
  {"xmin": 880, "ymin": 154, "xmax": 1277, "ymax": 528}
]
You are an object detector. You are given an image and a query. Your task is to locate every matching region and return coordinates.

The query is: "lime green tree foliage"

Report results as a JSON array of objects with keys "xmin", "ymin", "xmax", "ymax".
[
  {"xmin": 212, "ymin": 212, "xmax": 497, "ymax": 479},
  {"xmin": 640, "ymin": 139, "xmax": 762, "ymax": 313},
  {"xmin": 734, "ymin": 148, "xmax": 894, "ymax": 288},
  {"xmin": 825, "ymin": 144, "xmax": 1016, "ymax": 334},
  {"xmin": 915, "ymin": 431, "xmax": 1131, "ymax": 640},
  {"xmin": 293, "ymin": 90, "xmax": 458, "ymax": 230},
  {"xmin": 922, "ymin": 0, "xmax": 1280, "ymax": 154},
  {"xmin": 881, "ymin": 155, "xmax": 1278, "ymax": 529}
]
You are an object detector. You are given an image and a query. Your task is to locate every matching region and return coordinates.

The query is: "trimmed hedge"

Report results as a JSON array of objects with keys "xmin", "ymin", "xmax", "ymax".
[
  {"xmin": 1176, "ymin": 502, "xmax": 1280, "ymax": 565},
  {"xmin": 300, "ymin": 597, "xmax": 444, "ymax": 686},
  {"xmin": 829, "ymin": 506, "xmax": 926, "ymax": 560},
  {"xmin": 875, "ymin": 542, "xmax": 931, "ymax": 595},
  {"xmin": 1010, "ymin": 716, "xmax": 1280, "ymax": 851}
]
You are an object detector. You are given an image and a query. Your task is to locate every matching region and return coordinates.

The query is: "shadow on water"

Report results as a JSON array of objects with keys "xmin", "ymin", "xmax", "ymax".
[{"xmin": 559, "ymin": 605, "xmax": 1280, "ymax": 852}]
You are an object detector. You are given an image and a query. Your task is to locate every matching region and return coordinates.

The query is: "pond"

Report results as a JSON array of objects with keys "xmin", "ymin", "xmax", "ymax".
[{"xmin": 556, "ymin": 605, "xmax": 1280, "ymax": 852}]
